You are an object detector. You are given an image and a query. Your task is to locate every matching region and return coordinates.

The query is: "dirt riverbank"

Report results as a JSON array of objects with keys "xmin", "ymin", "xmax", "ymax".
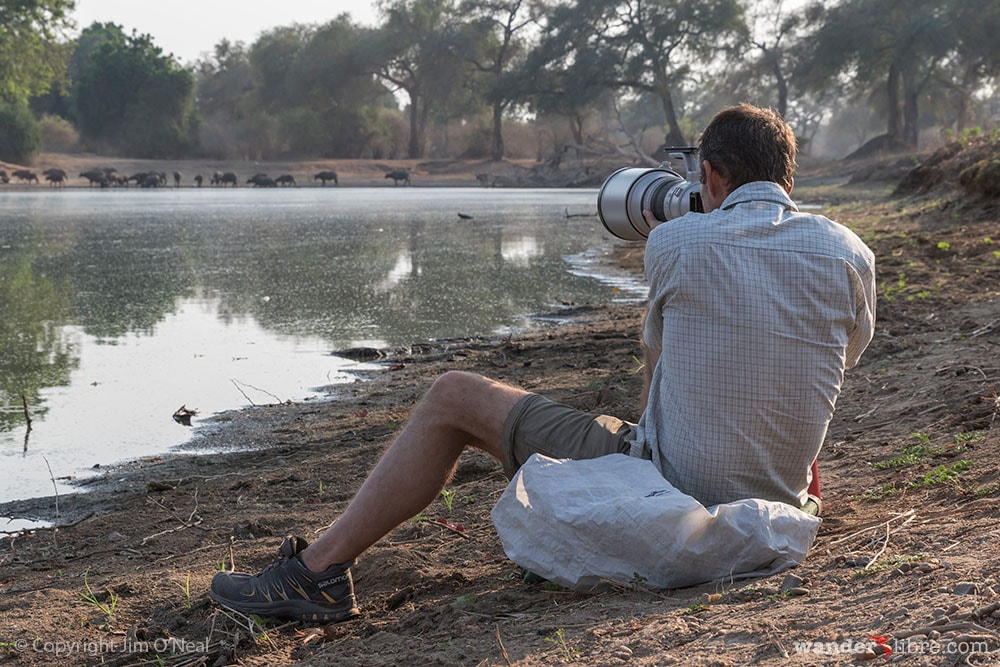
[{"xmin": 1, "ymin": 155, "xmax": 1000, "ymax": 666}]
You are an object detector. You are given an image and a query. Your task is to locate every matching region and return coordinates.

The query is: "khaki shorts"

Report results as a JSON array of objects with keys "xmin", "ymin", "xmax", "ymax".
[{"xmin": 501, "ymin": 393, "xmax": 637, "ymax": 478}]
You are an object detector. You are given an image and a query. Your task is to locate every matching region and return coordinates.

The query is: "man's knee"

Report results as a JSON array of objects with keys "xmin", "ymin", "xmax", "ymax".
[
  {"xmin": 422, "ymin": 371, "xmax": 527, "ymax": 447},
  {"xmin": 426, "ymin": 371, "xmax": 483, "ymax": 406}
]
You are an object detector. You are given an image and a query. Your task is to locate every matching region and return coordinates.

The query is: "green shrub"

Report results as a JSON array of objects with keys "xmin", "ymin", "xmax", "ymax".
[{"xmin": 0, "ymin": 98, "xmax": 42, "ymax": 164}]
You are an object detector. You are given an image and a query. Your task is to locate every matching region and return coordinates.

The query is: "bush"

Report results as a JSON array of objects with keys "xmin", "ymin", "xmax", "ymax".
[
  {"xmin": 40, "ymin": 114, "xmax": 80, "ymax": 153},
  {"xmin": 0, "ymin": 98, "xmax": 42, "ymax": 164}
]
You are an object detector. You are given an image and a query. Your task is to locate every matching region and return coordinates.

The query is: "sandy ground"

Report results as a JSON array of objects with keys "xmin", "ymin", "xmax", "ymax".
[{"xmin": 1, "ymin": 153, "xmax": 1000, "ymax": 666}]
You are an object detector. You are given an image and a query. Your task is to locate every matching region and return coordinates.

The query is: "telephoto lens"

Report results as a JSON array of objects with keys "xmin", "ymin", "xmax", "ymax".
[
  {"xmin": 597, "ymin": 148, "xmax": 704, "ymax": 240},
  {"xmin": 597, "ymin": 167, "xmax": 703, "ymax": 241}
]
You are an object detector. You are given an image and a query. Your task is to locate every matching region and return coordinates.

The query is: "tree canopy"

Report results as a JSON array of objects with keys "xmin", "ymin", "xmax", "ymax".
[{"xmin": 3, "ymin": 0, "xmax": 999, "ymax": 163}]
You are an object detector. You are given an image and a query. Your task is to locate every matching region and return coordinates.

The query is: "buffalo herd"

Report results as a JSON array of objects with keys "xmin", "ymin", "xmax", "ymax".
[{"xmin": 0, "ymin": 166, "xmax": 414, "ymax": 188}]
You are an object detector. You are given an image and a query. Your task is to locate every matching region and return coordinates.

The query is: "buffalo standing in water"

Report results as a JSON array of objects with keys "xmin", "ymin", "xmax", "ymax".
[
  {"xmin": 384, "ymin": 169, "xmax": 410, "ymax": 186},
  {"xmin": 313, "ymin": 170, "xmax": 338, "ymax": 186}
]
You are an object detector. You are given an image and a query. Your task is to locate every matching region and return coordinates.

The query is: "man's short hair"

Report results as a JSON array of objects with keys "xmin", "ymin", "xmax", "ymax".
[{"xmin": 699, "ymin": 104, "xmax": 796, "ymax": 191}]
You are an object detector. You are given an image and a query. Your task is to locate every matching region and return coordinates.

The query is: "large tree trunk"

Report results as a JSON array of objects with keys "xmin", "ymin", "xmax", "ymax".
[
  {"xmin": 491, "ymin": 100, "xmax": 504, "ymax": 162},
  {"xmin": 407, "ymin": 89, "xmax": 423, "ymax": 159},
  {"xmin": 660, "ymin": 91, "xmax": 687, "ymax": 147},
  {"xmin": 902, "ymin": 69, "xmax": 919, "ymax": 147},
  {"xmin": 770, "ymin": 56, "xmax": 789, "ymax": 119},
  {"xmin": 886, "ymin": 63, "xmax": 903, "ymax": 141}
]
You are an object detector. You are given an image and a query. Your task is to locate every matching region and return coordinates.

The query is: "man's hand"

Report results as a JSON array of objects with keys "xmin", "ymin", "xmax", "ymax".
[{"xmin": 642, "ymin": 209, "xmax": 662, "ymax": 231}]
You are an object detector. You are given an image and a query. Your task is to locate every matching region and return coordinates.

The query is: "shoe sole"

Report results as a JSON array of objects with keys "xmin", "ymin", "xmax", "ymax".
[{"xmin": 210, "ymin": 591, "xmax": 360, "ymax": 624}]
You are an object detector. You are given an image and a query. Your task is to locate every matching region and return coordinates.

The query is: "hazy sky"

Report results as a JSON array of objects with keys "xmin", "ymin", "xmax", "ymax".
[{"xmin": 70, "ymin": 0, "xmax": 381, "ymax": 65}]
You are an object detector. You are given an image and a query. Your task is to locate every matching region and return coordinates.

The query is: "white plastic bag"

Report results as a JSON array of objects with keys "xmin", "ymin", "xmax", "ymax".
[{"xmin": 491, "ymin": 453, "xmax": 821, "ymax": 591}]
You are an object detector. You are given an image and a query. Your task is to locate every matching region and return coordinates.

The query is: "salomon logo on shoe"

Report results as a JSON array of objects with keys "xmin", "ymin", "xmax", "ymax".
[{"xmin": 317, "ymin": 573, "xmax": 350, "ymax": 589}]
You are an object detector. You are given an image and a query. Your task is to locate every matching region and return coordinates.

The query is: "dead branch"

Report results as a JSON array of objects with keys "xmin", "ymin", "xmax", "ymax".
[{"xmin": 612, "ymin": 97, "xmax": 659, "ymax": 166}]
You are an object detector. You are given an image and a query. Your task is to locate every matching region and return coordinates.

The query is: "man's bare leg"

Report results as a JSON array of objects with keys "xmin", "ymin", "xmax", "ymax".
[{"xmin": 299, "ymin": 371, "xmax": 528, "ymax": 572}]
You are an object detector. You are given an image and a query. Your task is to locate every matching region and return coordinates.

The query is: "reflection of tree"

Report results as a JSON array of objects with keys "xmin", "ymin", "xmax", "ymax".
[
  {"xmin": 0, "ymin": 240, "xmax": 77, "ymax": 433},
  {"xmin": 201, "ymin": 209, "xmax": 603, "ymax": 346},
  {"xmin": 38, "ymin": 221, "xmax": 197, "ymax": 339}
]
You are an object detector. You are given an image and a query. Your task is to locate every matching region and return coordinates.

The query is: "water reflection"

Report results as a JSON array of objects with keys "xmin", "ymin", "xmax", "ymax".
[{"xmin": 0, "ymin": 188, "xmax": 627, "ymax": 507}]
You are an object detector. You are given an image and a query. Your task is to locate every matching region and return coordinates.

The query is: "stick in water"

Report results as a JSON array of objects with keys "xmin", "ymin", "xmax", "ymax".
[{"xmin": 22, "ymin": 394, "xmax": 32, "ymax": 431}]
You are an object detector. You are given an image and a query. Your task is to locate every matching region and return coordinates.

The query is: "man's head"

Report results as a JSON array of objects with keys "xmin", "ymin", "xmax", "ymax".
[{"xmin": 698, "ymin": 104, "xmax": 797, "ymax": 209}]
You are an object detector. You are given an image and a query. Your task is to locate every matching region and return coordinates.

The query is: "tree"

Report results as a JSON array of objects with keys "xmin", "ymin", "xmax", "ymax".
[
  {"xmin": 373, "ymin": 0, "xmax": 469, "ymax": 158},
  {"xmin": 457, "ymin": 0, "xmax": 537, "ymax": 161},
  {"xmin": 0, "ymin": 0, "xmax": 74, "ymax": 162},
  {"xmin": 534, "ymin": 0, "xmax": 746, "ymax": 148},
  {"xmin": 73, "ymin": 23, "xmax": 197, "ymax": 156},
  {"xmin": 283, "ymin": 16, "xmax": 398, "ymax": 157},
  {"xmin": 194, "ymin": 40, "xmax": 259, "ymax": 158},
  {"xmin": 0, "ymin": 0, "xmax": 74, "ymax": 102},
  {"xmin": 796, "ymin": 0, "xmax": 959, "ymax": 148}
]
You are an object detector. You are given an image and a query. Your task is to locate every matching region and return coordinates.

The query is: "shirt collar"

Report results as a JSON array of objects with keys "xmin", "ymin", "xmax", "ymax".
[{"xmin": 720, "ymin": 181, "xmax": 798, "ymax": 212}]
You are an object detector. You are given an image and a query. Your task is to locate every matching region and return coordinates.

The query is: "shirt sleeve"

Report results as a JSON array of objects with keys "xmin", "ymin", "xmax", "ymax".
[{"xmin": 845, "ymin": 252, "xmax": 877, "ymax": 369}]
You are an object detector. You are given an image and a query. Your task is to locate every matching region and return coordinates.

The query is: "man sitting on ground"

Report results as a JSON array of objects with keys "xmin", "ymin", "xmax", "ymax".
[{"xmin": 210, "ymin": 103, "xmax": 877, "ymax": 623}]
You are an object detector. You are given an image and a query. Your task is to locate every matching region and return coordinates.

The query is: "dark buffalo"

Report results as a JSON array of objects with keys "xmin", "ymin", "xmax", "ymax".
[
  {"xmin": 0, "ymin": 170, "xmax": 8, "ymax": 184},
  {"xmin": 275, "ymin": 174, "xmax": 296, "ymax": 186},
  {"xmin": 219, "ymin": 172, "xmax": 238, "ymax": 187},
  {"xmin": 80, "ymin": 169, "xmax": 107, "ymax": 186},
  {"xmin": 194, "ymin": 174, "xmax": 204, "ymax": 187},
  {"xmin": 313, "ymin": 170, "xmax": 338, "ymax": 186},
  {"xmin": 45, "ymin": 173, "xmax": 66, "ymax": 186},
  {"xmin": 14, "ymin": 169, "xmax": 39, "ymax": 184},
  {"xmin": 128, "ymin": 172, "xmax": 150, "ymax": 185},
  {"xmin": 140, "ymin": 174, "xmax": 162, "ymax": 188},
  {"xmin": 247, "ymin": 174, "xmax": 276, "ymax": 187},
  {"xmin": 385, "ymin": 169, "xmax": 410, "ymax": 186},
  {"xmin": 173, "ymin": 171, "xmax": 182, "ymax": 187}
]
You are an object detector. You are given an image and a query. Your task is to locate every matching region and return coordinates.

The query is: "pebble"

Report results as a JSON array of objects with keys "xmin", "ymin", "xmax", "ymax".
[
  {"xmin": 952, "ymin": 583, "xmax": 980, "ymax": 595},
  {"xmin": 780, "ymin": 574, "xmax": 806, "ymax": 592},
  {"xmin": 915, "ymin": 562, "xmax": 939, "ymax": 573},
  {"xmin": 786, "ymin": 587, "xmax": 810, "ymax": 597},
  {"xmin": 612, "ymin": 646, "xmax": 633, "ymax": 662}
]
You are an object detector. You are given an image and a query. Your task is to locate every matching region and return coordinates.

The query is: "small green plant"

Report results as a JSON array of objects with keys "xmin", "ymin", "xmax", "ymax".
[
  {"xmin": 870, "ymin": 444, "xmax": 933, "ymax": 470},
  {"xmin": 545, "ymin": 628, "xmax": 578, "ymax": 660},
  {"xmin": 80, "ymin": 573, "xmax": 119, "ymax": 619},
  {"xmin": 861, "ymin": 482, "xmax": 900, "ymax": 501},
  {"xmin": 917, "ymin": 461, "xmax": 973, "ymax": 486},
  {"xmin": 954, "ymin": 430, "xmax": 985, "ymax": 445},
  {"xmin": 629, "ymin": 572, "xmax": 649, "ymax": 589},
  {"xmin": 682, "ymin": 603, "xmax": 710, "ymax": 615},
  {"xmin": 974, "ymin": 483, "xmax": 999, "ymax": 498},
  {"xmin": 859, "ymin": 553, "xmax": 927, "ymax": 574},
  {"xmin": 936, "ymin": 241, "xmax": 951, "ymax": 251},
  {"xmin": 454, "ymin": 593, "xmax": 478, "ymax": 604},
  {"xmin": 176, "ymin": 571, "xmax": 192, "ymax": 608},
  {"xmin": 440, "ymin": 488, "xmax": 455, "ymax": 513}
]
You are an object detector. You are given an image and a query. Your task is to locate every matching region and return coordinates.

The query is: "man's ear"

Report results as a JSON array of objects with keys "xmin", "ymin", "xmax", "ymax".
[{"xmin": 702, "ymin": 160, "xmax": 728, "ymax": 201}]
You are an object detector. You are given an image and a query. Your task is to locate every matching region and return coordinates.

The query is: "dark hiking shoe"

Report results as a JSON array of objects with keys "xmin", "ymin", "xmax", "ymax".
[{"xmin": 210, "ymin": 535, "xmax": 360, "ymax": 623}]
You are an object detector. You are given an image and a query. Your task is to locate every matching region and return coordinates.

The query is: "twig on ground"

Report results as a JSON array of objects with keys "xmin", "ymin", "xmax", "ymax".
[
  {"xmin": 863, "ymin": 523, "xmax": 892, "ymax": 571},
  {"xmin": 893, "ymin": 621, "xmax": 996, "ymax": 640},
  {"xmin": 496, "ymin": 624, "xmax": 513, "ymax": 666},
  {"xmin": 829, "ymin": 509, "xmax": 916, "ymax": 546},
  {"xmin": 231, "ymin": 378, "xmax": 284, "ymax": 404},
  {"xmin": 140, "ymin": 489, "xmax": 204, "ymax": 545}
]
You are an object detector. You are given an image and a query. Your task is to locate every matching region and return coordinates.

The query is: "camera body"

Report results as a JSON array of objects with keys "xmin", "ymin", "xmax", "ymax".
[{"xmin": 597, "ymin": 147, "xmax": 704, "ymax": 241}]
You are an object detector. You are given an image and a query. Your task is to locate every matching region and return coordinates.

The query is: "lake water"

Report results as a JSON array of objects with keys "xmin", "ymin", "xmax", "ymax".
[{"xmin": 0, "ymin": 187, "xmax": 643, "ymax": 525}]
